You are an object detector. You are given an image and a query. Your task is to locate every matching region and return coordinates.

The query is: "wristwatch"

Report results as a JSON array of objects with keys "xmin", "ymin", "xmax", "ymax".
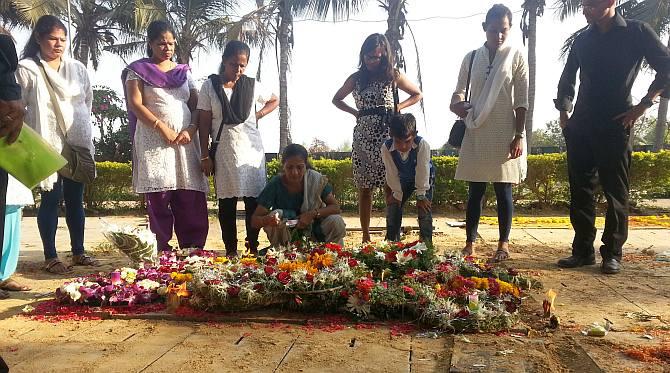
[
  {"xmin": 640, "ymin": 97, "xmax": 654, "ymax": 108},
  {"xmin": 417, "ymin": 195, "xmax": 427, "ymax": 201}
]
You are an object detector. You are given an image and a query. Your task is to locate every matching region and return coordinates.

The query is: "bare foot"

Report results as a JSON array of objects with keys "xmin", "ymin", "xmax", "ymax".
[
  {"xmin": 461, "ymin": 243, "xmax": 474, "ymax": 256},
  {"xmin": 362, "ymin": 233, "xmax": 371, "ymax": 244}
]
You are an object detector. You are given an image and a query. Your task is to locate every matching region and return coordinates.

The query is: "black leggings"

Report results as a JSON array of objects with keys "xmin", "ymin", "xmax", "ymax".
[
  {"xmin": 218, "ymin": 197, "xmax": 259, "ymax": 255},
  {"xmin": 466, "ymin": 182, "xmax": 513, "ymax": 243}
]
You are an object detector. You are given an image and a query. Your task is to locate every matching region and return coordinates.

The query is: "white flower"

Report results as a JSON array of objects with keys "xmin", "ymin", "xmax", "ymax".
[
  {"xmin": 137, "ymin": 228, "xmax": 157, "ymax": 248},
  {"xmin": 136, "ymin": 279, "xmax": 160, "ymax": 290},
  {"xmin": 61, "ymin": 282, "xmax": 84, "ymax": 302},
  {"xmin": 396, "ymin": 250, "xmax": 413, "ymax": 265},
  {"xmin": 120, "ymin": 268, "xmax": 137, "ymax": 283},
  {"xmin": 375, "ymin": 251, "xmax": 386, "ymax": 260},
  {"xmin": 346, "ymin": 294, "xmax": 371, "ymax": 317},
  {"xmin": 412, "ymin": 242, "xmax": 427, "ymax": 253}
]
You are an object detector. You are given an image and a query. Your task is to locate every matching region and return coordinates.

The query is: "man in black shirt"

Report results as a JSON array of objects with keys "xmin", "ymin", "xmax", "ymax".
[
  {"xmin": 0, "ymin": 33, "xmax": 24, "ymax": 285},
  {"xmin": 555, "ymin": 0, "xmax": 670, "ymax": 274}
]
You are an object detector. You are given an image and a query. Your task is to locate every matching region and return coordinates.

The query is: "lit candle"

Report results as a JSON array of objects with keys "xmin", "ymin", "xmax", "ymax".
[{"xmin": 110, "ymin": 270, "xmax": 122, "ymax": 285}]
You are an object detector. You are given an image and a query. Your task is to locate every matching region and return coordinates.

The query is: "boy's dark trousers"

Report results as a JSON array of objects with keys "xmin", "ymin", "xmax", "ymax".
[
  {"xmin": 564, "ymin": 119, "xmax": 631, "ymax": 261},
  {"xmin": 385, "ymin": 181, "xmax": 433, "ymax": 242}
]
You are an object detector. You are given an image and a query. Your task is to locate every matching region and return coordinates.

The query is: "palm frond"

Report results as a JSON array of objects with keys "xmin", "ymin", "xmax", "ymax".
[
  {"xmin": 552, "ymin": 0, "xmax": 581, "ymax": 21},
  {"xmin": 558, "ymin": 1, "xmax": 658, "ymax": 59},
  {"xmin": 406, "ymin": 21, "xmax": 426, "ymax": 127},
  {"xmin": 104, "ymin": 40, "xmax": 147, "ymax": 61}
]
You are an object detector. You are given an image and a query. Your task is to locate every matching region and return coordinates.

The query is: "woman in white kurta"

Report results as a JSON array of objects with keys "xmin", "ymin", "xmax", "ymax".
[
  {"xmin": 16, "ymin": 15, "xmax": 99, "ymax": 274},
  {"xmin": 450, "ymin": 4, "xmax": 529, "ymax": 262},
  {"xmin": 198, "ymin": 40, "xmax": 278, "ymax": 256},
  {"xmin": 124, "ymin": 20, "xmax": 209, "ymax": 253}
]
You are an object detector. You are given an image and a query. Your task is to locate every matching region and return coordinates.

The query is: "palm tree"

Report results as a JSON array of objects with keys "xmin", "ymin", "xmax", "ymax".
[
  {"xmin": 556, "ymin": 0, "xmax": 670, "ymax": 151},
  {"xmin": 0, "ymin": 0, "xmax": 60, "ymax": 29},
  {"xmin": 105, "ymin": 0, "xmax": 238, "ymax": 65},
  {"xmin": 264, "ymin": 0, "xmax": 366, "ymax": 151},
  {"xmin": 66, "ymin": 0, "xmax": 124, "ymax": 69},
  {"xmin": 378, "ymin": 0, "xmax": 425, "ymax": 117},
  {"xmin": 521, "ymin": 0, "xmax": 545, "ymax": 147}
]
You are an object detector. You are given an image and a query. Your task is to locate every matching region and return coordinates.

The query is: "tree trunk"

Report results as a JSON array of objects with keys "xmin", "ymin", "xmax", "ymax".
[
  {"xmin": 77, "ymin": 39, "xmax": 90, "ymax": 67},
  {"xmin": 384, "ymin": 0, "xmax": 404, "ymax": 70},
  {"xmin": 526, "ymin": 5, "xmax": 537, "ymax": 148},
  {"xmin": 653, "ymin": 35, "xmax": 670, "ymax": 152},
  {"xmin": 278, "ymin": 7, "xmax": 292, "ymax": 152}
]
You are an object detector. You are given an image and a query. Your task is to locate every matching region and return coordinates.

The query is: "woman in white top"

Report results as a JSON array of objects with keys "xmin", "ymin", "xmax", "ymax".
[
  {"xmin": 198, "ymin": 40, "xmax": 278, "ymax": 256},
  {"xmin": 449, "ymin": 4, "xmax": 529, "ymax": 262},
  {"xmin": 124, "ymin": 20, "xmax": 209, "ymax": 252},
  {"xmin": 16, "ymin": 15, "xmax": 98, "ymax": 274}
]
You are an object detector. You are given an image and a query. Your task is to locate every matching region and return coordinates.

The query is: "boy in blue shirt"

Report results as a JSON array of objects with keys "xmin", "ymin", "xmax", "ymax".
[{"xmin": 381, "ymin": 113, "xmax": 435, "ymax": 243}]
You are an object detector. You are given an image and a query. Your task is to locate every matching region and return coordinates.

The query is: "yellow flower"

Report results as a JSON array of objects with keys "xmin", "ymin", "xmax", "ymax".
[
  {"xmin": 240, "ymin": 257, "xmax": 258, "ymax": 266},
  {"xmin": 214, "ymin": 257, "xmax": 229, "ymax": 264},
  {"xmin": 170, "ymin": 272, "xmax": 193, "ymax": 283},
  {"xmin": 309, "ymin": 253, "xmax": 334, "ymax": 269}
]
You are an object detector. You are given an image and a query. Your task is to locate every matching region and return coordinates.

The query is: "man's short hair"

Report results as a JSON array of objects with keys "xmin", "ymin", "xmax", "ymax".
[{"xmin": 389, "ymin": 113, "xmax": 417, "ymax": 139}]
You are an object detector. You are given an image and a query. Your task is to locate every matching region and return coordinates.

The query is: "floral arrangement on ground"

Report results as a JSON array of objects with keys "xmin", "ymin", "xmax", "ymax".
[{"xmin": 53, "ymin": 241, "xmax": 540, "ymax": 332}]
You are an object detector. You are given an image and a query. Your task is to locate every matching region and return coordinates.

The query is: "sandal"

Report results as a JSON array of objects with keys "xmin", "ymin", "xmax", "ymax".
[
  {"xmin": 0, "ymin": 289, "xmax": 9, "ymax": 299},
  {"xmin": 0, "ymin": 278, "xmax": 31, "ymax": 291},
  {"xmin": 490, "ymin": 249, "xmax": 510, "ymax": 263},
  {"xmin": 43, "ymin": 259, "xmax": 74, "ymax": 275},
  {"xmin": 72, "ymin": 254, "xmax": 101, "ymax": 267}
]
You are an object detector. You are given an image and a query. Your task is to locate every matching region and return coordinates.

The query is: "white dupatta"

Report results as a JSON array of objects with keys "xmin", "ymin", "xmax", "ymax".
[
  {"xmin": 16, "ymin": 54, "xmax": 93, "ymax": 190},
  {"xmin": 465, "ymin": 43, "xmax": 516, "ymax": 129}
]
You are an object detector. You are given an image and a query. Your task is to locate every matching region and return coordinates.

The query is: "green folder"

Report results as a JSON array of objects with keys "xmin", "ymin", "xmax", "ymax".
[{"xmin": 0, "ymin": 124, "xmax": 67, "ymax": 189}]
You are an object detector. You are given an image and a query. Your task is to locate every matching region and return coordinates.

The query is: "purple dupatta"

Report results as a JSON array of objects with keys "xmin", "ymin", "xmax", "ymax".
[{"xmin": 121, "ymin": 58, "xmax": 191, "ymax": 141}]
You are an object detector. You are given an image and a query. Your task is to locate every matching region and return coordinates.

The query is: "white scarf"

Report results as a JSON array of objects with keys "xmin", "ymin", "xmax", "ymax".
[
  {"xmin": 17, "ymin": 54, "xmax": 92, "ymax": 190},
  {"xmin": 465, "ymin": 43, "xmax": 516, "ymax": 129}
]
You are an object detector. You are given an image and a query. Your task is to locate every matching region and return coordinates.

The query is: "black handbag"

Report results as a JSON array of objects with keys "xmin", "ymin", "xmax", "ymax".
[{"xmin": 448, "ymin": 50, "xmax": 476, "ymax": 148}]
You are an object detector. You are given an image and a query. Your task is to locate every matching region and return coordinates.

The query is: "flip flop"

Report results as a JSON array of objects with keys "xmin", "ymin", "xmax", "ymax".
[
  {"xmin": 43, "ymin": 258, "xmax": 74, "ymax": 275},
  {"xmin": 72, "ymin": 254, "xmax": 101, "ymax": 267},
  {"xmin": 0, "ymin": 278, "xmax": 32, "ymax": 291},
  {"xmin": 0, "ymin": 289, "xmax": 9, "ymax": 299}
]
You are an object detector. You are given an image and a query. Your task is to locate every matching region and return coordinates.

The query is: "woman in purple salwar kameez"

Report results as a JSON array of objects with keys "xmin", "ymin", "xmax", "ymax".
[{"xmin": 123, "ymin": 20, "xmax": 209, "ymax": 251}]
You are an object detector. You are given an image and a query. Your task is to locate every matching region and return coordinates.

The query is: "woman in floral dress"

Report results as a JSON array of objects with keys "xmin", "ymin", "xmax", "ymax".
[{"xmin": 332, "ymin": 33, "xmax": 422, "ymax": 242}]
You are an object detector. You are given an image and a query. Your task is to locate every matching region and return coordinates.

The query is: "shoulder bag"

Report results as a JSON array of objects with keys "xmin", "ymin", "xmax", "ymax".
[{"xmin": 448, "ymin": 50, "xmax": 476, "ymax": 148}]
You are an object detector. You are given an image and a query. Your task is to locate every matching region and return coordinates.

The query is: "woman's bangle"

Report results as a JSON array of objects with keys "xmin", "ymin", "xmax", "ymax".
[
  {"xmin": 200, "ymin": 156, "xmax": 209, "ymax": 161},
  {"xmin": 152, "ymin": 119, "xmax": 161, "ymax": 128},
  {"xmin": 258, "ymin": 110, "xmax": 265, "ymax": 118}
]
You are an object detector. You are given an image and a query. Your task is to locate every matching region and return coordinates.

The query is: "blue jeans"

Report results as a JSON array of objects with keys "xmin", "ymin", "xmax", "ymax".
[
  {"xmin": 466, "ymin": 182, "xmax": 513, "ymax": 243},
  {"xmin": 385, "ymin": 182, "xmax": 433, "ymax": 242},
  {"xmin": 38, "ymin": 176, "xmax": 86, "ymax": 260}
]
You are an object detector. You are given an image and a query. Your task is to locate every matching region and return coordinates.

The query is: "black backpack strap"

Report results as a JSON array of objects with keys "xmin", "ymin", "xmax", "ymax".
[{"xmin": 465, "ymin": 50, "xmax": 476, "ymax": 102}]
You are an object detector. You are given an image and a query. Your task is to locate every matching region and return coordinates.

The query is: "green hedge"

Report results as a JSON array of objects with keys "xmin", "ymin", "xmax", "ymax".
[{"xmin": 85, "ymin": 152, "xmax": 670, "ymax": 209}]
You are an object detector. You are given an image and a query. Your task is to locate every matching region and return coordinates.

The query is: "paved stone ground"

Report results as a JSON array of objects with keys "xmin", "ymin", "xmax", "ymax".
[{"xmin": 0, "ymin": 211, "xmax": 669, "ymax": 372}]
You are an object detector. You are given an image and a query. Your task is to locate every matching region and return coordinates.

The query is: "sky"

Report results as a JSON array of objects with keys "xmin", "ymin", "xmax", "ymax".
[{"xmin": 10, "ymin": 1, "xmax": 658, "ymax": 152}]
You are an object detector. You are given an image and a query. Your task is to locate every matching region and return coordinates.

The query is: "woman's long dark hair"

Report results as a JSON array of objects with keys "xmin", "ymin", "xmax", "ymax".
[
  {"xmin": 281, "ymin": 144, "xmax": 313, "ymax": 170},
  {"xmin": 22, "ymin": 15, "xmax": 67, "ymax": 60},
  {"xmin": 357, "ymin": 33, "xmax": 396, "ymax": 88},
  {"xmin": 146, "ymin": 20, "xmax": 175, "ymax": 57},
  {"xmin": 218, "ymin": 40, "xmax": 251, "ymax": 76}
]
